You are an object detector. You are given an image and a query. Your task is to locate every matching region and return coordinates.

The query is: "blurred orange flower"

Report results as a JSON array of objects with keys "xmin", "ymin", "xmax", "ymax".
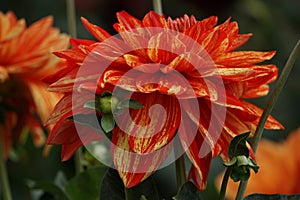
[
  {"xmin": 0, "ymin": 11, "xmax": 69, "ymax": 158},
  {"xmin": 215, "ymin": 128, "xmax": 300, "ymax": 199}
]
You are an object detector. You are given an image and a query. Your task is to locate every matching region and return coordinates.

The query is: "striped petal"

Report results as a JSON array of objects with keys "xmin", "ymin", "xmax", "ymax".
[
  {"xmin": 241, "ymin": 100, "xmax": 284, "ymax": 130},
  {"xmin": 53, "ymin": 49, "xmax": 87, "ymax": 63},
  {"xmin": 188, "ymin": 155, "xmax": 212, "ymax": 191},
  {"xmin": 148, "ymin": 31, "xmax": 186, "ymax": 64},
  {"xmin": 111, "ymin": 126, "xmax": 172, "ymax": 187},
  {"xmin": 215, "ymin": 51, "xmax": 276, "ymax": 66},
  {"xmin": 81, "ymin": 17, "xmax": 111, "ymax": 42},
  {"xmin": 242, "ymin": 84, "xmax": 270, "ymax": 98},
  {"xmin": 114, "ymin": 92, "xmax": 180, "ymax": 154},
  {"xmin": 179, "ymin": 112, "xmax": 213, "ymax": 191},
  {"xmin": 142, "ymin": 11, "xmax": 167, "ymax": 28},
  {"xmin": 115, "ymin": 11, "xmax": 143, "ymax": 32}
]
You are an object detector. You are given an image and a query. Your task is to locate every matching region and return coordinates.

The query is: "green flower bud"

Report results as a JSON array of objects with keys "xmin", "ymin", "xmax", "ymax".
[{"xmin": 99, "ymin": 96, "xmax": 119, "ymax": 114}]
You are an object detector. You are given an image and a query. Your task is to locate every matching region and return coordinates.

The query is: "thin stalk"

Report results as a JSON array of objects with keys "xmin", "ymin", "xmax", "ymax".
[
  {"xmin": 219, "ymin": 168, "xmax": 232, "ymax": 200},
  {"xmin": 124, "ymin": 186, "xmax": 129, "ymax": 200},
  {"xmin": 66, "ymin": 0, "xmax": 77, "ymax": 38},
  {"xmin": 66, "ymin": 0, "xmax": 83, "ymax": 175},
  {"xmin": 175, "ymin": 154, "xmax": 186, "ymax": 188},
  {"xmin": 235, "ymin": 181, "xmax": 248, "ymax": 200},
  {"xmin": 0, "ymin": 139, "xmax": 12, "ymax": 200},
  {"xmin": 152, "ymin": 0, "xmax": 163, "ymax": 15},
  {"xmin": 74, "ymin": 149, "xmax": 83, "ymax": 175},
  {"xmin": 235, "ymin": 40, "xmax": 300, "ymax": 200},
  {"xmin": 124, "ymin": 186, "xmax": 135, "ymax": 200}
]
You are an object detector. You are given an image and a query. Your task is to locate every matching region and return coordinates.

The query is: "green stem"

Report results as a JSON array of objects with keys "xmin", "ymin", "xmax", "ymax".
[
  {"xmin": 66, "ymin": 0, "xmax": 77, "ymax": 38},
  {"xmin": 124, "ymin": 186, "xmax": 129, "ymax": 200},
  {"xmin": 251, "ymin": 39, "xmax": 300, "ymax": 152},
  {"xmin": 235, "ymin": 39, "xmax": 300, "ymax": 200},
  {"xmin": 124, "ymin": 186, "xmax": 135, "ymax": 200},
  {"xmin": 152, "ymin": 0, "xmax": 163, "ymax": 15},
  {"xmin": 0, "ymin": 139, "xmax": 12, "ymax": 200},
  {"xmin": 66, "ymin": 0, "xmax": 83, "ymax": 175},
  {"xmin": 219, "ymin": 168, "xmax": 232, "ymax": 200},
  {"xmin": 74, "ymin": 148, "xmax": 83, "ymax": 175},
  {"xmin": 175, "ymin": 154, "xmax": 186, "ymax": 188},
  {"xmin": 235, "ymin": 181, "xmax": 248, "ymax": 200}
]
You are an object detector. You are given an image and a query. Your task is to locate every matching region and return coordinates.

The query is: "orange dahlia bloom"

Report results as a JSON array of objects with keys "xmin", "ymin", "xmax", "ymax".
[
  {"xmin": 215, "ymin": 128, "xmax": 300, "ymax": 199},
  {"xmin": 0, "ymin": 11, "xmax": 69, "ymax": 158},
  {"xmin": 46, "ymin": 11, "xmax": 283, "ymax": 189}
]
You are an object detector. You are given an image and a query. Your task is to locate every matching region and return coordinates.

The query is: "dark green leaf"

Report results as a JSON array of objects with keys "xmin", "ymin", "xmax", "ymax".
[
  {"xmin": 100, "ymin": 168, "xmax": 124, "ymax": 200},
  {"xmin": 68, "ymin": 114, "xmax": 103, "ymax": 133},
  {"xmin": 244, "ymin": 193, "xmax": 300, "ymax": 200},
  {"xmin": 118, "ymin": 99, "xmax": 144, "ymax": 109},
  {"xmin": 27, "ymin": 180, "xmax": 70, "ymax": 200},
  {"xmin": 228, "ymin": 132, "xmax": 250, "ymax": 159},
  {"xmin": 65, "ymin": 167, "xmax": 107, "ymax": 200},
  {"xmin": 173, "ymin": 181, "xmax": 203, "ymax": 200},
  {"xmin": 101, "ymin": 115, "xmax": 115, "ymax": 133},
  {"xmin": 100, "ymin": 168, "xmax": 160, "ymax": 200},
  {"xmin": 27, "ymin": 171, "xmax": 70, "ymax": 199}
]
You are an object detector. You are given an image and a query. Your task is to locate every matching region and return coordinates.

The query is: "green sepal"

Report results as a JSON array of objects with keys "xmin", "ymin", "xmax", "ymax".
[
  {"xmin": 101, "ymin": 115, "xmax": 115, "ymax": 133},
  {"xmin": 223, "ymin": 157, "xmax": 237, "ymax": 167},
  {"xmin": 225, "ymin": 132, "xmax": 260, "ymax": 182},
  {"xmin": 228, "ymin": 155, "xmax": 259, "ymax": 182},
  {"xmin": 230, "ymin": 165, "xmax": 251, "ymax": 182},
  {"xmin": 83, "ymin": 100, "xmax": 102, "ymax": 113},
  {"xmin": 228, "ymin": 132, "xmax": 250, "ymax": 159},
  {"xmin": 118, "ymin": 99, "xmax": 144, "ymax": 109}
]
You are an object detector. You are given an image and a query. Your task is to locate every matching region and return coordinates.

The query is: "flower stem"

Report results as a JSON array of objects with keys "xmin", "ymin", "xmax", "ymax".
[
  {"xmin": 0, "ymin": 139, "xmax": 12, "ymax": 200},
  {"xmin": 124, "ymin": 186, "xmax": 129, "ymax": 200},
  {"xmin": 235, "ymin": 181, "xmax": 248, "ymax": 200},
  {"xmin": 66, "ymin": 0, "xmax": 77, "ymax": 38},
  {"xmin": 218, "ymin": 167, "xmax": 232, "ymax": 200},
  {"xmin": 175, "ymin": 154, "xmax": 186, "ymax": 188},
  {"xmin": 74, "ymin": 149, "xmax": 83, "ymax": 175},
  {"xmin": 152, "ymin": 0, "xmax": 163, "ymax": 15},
  {"xmin": 235, "ymin": 39, "xmax": 300, "ymax": 200},
  {"xmin": 124, "ymin": 186, "xmax": 135, "ymax": 200},
  {"xmin": 66, "ymin": 0, "xmax": 83, "ymax": 175}
]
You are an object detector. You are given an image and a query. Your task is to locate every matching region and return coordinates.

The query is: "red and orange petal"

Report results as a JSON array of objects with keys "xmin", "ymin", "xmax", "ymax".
[
  {"xmin": 114, "ymin": 92, "xmax": 180, "ymax": 154},
  {"xmin": 0, "ymin": 13, "xmax": 69, "ymax": 78},
  {"xmin": 112, "ymin": 125, "xmax": 172, "ymax": 188}
]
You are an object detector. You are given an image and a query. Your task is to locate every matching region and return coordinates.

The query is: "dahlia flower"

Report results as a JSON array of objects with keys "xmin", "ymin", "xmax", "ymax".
[
  {"xmin": 46, "ymin": 11, "xmax": 283, "ymax": 190},
  {"xmin": 0, "ymin": 11, "xmax": 69, "ymax": 158}
]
